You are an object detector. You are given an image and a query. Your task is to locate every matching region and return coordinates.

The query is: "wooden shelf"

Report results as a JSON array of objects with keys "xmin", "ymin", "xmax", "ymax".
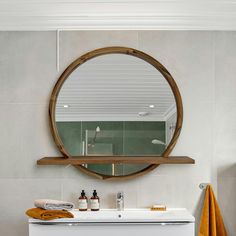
[{"xmin": 37, "ymin": 156, "xmax": 195, "ymax": 165}]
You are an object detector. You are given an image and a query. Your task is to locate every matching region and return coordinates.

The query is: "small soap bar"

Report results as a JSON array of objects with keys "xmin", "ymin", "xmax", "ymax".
[{"xmin": 150, "ymin": 205, "xmax": 166, "ymax": 211}]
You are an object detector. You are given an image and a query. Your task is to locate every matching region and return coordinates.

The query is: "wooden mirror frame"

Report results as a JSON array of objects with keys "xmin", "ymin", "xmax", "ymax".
[{"xmin": 49, "ymin": 46, "xmax": 183, "ymax": 180}]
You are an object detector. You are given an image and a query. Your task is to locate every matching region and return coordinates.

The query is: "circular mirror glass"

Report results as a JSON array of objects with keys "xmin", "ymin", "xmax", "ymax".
[{"xmin": 51, "ymin": 47, "xmax": 182, "ymax": 179}]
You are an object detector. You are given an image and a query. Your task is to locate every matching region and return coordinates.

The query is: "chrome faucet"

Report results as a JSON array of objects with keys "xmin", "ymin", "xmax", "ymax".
[{"xmin": 116, "ymin": 191, "xmax": 124, "ymax": 211}]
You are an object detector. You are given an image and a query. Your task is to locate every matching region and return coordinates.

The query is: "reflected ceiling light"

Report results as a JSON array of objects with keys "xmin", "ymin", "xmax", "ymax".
[
  {"xmin": 149, "ymin": 104, "xmax": 155, "ymax": 108},
  {"xmin": 138, "ymin": 111, "xmax": 149, "ymax": 116},
  {"xmin": 63, "ymin": 105, "xmax": 69, "ymax": 108}
]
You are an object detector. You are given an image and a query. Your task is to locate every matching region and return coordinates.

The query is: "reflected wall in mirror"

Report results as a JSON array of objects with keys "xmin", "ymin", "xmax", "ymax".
[{"xmin": 50, "ymin": 47, "xmax": 183, "ymax": 179}]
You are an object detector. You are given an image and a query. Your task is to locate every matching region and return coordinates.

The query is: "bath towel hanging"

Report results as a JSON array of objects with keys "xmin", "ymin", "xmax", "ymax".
[{"xmin": 198, "ymin": 185, "xmax": 227, "ymax": 236}]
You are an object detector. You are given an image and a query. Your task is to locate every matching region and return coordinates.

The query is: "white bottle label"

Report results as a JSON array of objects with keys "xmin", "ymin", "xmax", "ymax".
[
  {"xmin": 90, "ymin": 199, "xmax": 99, "ymax": 210},
  {"xmin": 78, "ymin": 199, "xmax": 88, "ymax": 210}
]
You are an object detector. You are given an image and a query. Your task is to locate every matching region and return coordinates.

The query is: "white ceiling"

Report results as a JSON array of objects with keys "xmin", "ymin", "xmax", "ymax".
[
  {"xmin": 56, "ymin": 54, "xmax": 176, "ymax": 122},
  {"xmin": 0, "ymin": 0, "xmax": 236, "ymax": 30}
]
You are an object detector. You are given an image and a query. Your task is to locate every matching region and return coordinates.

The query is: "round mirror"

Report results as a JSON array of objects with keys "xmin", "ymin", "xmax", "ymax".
[{"xmin": 50, "ymin": 47, "xmax": 183, "ymax": 179}]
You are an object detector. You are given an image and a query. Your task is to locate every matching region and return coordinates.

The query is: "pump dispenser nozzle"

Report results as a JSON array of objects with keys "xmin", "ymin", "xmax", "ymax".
[{"xmin": 93, "ymin": 190, "xmax": 97, "ymax": 197}]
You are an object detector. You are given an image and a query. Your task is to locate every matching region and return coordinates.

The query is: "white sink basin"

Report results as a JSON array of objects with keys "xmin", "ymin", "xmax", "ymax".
[{"xmin": 29, "ymin": 208, "xmax": 195, "ymax": 223}]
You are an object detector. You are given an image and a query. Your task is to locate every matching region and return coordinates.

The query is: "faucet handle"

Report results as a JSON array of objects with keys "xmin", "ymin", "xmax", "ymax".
[
  {"xmin": 116, "ymin": 191, "xmax": 124, "ymax": 211},
  {"xmin": 117, "ymin": 191, "xmax": 124, "ymax": 199}
]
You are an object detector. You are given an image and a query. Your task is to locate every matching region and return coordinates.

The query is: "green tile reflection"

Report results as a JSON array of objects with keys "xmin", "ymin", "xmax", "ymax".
[
  {"xmin": 56, "ymin": 121, "xmax": 166, "ymax": 176},
  {"xmin": 86, "ymin": 164, "xmax": 113, "ymax": 176},
  {"xmin": 56, "ymin": 122, "xmax": 82, "ymax": 156},
  {"xmin": 123, "ymin": 121, "xmax": 166, "ymax": 155},
  {"xmin": 122, "ymin": 164, "xmax": 150, "ymax": 175}
]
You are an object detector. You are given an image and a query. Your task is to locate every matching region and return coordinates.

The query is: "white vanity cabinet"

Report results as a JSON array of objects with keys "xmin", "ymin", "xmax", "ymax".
[{"xmin": 29, "ymin": 209, "xmax": 195, "ymax": 236}]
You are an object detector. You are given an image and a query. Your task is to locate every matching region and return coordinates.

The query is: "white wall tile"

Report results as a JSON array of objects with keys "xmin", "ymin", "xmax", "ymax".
[
  {"xmin": 0, "ymin": 103, "xmax": 63, "ymax": 178},
  {"xmin": 218, "ymin": 176, "xmax": 236, "ymax": 236},
  {"xmin": 0, "ymin": 32, "xmax": 58, "ymax": 104},
  {"xmin": 215, "ymin": 32, "xmax": 236, "ymax": 104}
]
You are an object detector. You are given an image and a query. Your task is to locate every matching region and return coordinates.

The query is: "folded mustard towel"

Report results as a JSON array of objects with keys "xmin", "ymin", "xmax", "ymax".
[
  {"xmin": 34, "ymin": 199, "xmax": 74, "ymax": 210},
  {"xmin": 26, "ymin": 208, "xmax": 74, "ymax": 220},
  {"xmin": 198, "ymin": 185, "xmax": 227, "ymax": 236}
]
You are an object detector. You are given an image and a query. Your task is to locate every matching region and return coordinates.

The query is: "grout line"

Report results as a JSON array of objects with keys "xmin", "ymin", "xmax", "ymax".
[
  {"xmin": 211, "ymin": 31, "xmax": 217, "ymax": 196},
  {"xmin": 56, "ymin": 29, "xmax": 60, "ymax": 72},
  {"xmin": 61, "ymin": 180, "xmax": 64, "ymax": 200},
  {"xmin": 137, "ymin": 30, "xmax": 140, "ymax": 49}
]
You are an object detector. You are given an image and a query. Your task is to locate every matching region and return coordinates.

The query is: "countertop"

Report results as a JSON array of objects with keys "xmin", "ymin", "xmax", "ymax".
[{"xmin": 29, "ymin": 208, "xmax": 195, "ymax": 224}]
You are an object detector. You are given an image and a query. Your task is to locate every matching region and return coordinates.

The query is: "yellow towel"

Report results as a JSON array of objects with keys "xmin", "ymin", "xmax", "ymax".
[
  {"xmin": 26, "ymin": 208, "xmax": 74, "ymax": 220},
  {"xmin": 198, "ymin": 185, "xmax": 227, "ymax": 236}
]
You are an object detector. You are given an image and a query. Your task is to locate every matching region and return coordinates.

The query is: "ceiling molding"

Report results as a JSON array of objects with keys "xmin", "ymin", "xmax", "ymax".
[{"xmin": 1, "ymin": 1, "xmax": 236, "ymax": 30}]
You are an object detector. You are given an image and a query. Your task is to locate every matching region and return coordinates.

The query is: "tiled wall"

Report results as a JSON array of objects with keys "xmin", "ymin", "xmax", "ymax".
[{"xmin": 0, "ymin": 31, "xmax": 235, "ymax": 236}]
